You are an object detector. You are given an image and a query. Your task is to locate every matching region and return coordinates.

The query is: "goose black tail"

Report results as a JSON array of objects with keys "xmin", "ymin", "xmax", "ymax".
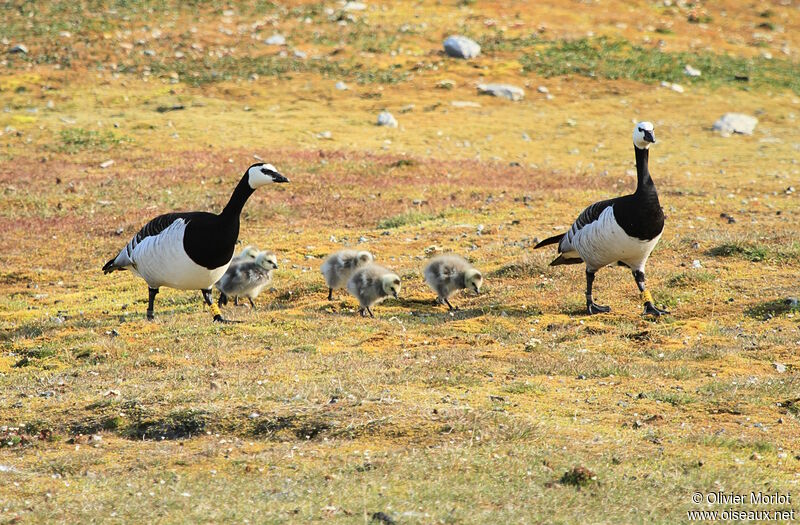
[{"xmin": 534, "ymin": 233, "xmax": 564, "ymax": 249}]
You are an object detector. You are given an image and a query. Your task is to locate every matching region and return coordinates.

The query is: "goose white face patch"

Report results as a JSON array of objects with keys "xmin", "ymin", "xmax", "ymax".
[
  {"xmin": 247, "ymin": 163, "xmax": 280, "ymax": 188},
  {"xmin": 633, "ymin": 121, "xmax": 655, "ymax": 150}
]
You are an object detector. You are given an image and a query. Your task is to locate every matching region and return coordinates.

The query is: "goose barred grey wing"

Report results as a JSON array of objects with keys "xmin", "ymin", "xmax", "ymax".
[
  {"xmin": 560, "ymin": 198, "xmax": 616, "ymax": 252},
  {"xmin": 103, "ymin": 212, "xmax": 193, "ymax": 273}
]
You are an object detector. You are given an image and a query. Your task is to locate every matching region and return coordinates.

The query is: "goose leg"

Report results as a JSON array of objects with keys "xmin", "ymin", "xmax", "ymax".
[
  {"xmin": 218, "ymin": 293, "xmax": 228, "ymax": 307},
  {"xmin": 146, "ymin": 287, "xmax": 159, "ymax": 321},
  {"xmin": 202, "ymin": 289, "xmax": 231, "ymax": 323},
  {"xmin": 248, "ymin": 297, "xmax": 256, "ymax": 310},
  {"xmin": 366, "ymin": 306, "xmax": 375, "ymax": 318},
  {"xmin": 633, "ymin": 270, "xmax": 669, "ymax": 316},
  {"xmin": 585, "ymin": 270, "xmax": 611, "ymax": 314},
  {"xmin": 444, "ymin": 298, "xmax": 458, "ymax": 311},
  {"xmin": 327, "ymin": 288, "xmax": 334, "ymax": 301}
]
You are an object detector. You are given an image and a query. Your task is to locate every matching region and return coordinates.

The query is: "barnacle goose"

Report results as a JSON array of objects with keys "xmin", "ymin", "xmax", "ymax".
[
  {"xmin": 346, "ymin": 264, "xmax": 401, "ymax": 317},
  {"xmin": 534, "ymin": 122, "xmax": 668, "ymax": 316},
  {"xmin": 423, "ymin": 254, "xmax": 483, "ymax": 311},
  {"xmin": 102, "ymin": 163, "xmax": 288, "ymax": 322}
]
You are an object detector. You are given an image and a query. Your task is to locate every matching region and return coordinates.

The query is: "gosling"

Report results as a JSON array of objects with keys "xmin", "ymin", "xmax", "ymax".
[
  {"xmin": 216, "ymin": 251, "xmax": 278, "ymax": 309},
  {"xmin": 423, "ymin": 255, "xmax": 483, "ymax": 311},
  {"xmin": 346, "ymin": 264, "xmax": 401, "ymax": 317},
  {"xmin": 321, "ymin": 249, "xmax": 374, "ymax": 300},
  {"xmin": 232, "ymin": 245, "xmax": 259, "ymax": 264}
]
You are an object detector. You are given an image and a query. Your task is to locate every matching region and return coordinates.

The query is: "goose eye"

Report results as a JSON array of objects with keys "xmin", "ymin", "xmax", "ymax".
[
  {"xmin": 638, "ymin": 128, "xmax": 643, "ymax": 132},
  {"xmin": 260, "ymin": 168, "xmax": 268, "ymax": 174}
]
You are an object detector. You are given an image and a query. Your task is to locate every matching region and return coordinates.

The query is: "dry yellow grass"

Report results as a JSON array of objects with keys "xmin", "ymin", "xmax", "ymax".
[{"xmin": 1, "ymin": 1, "xmax": 799, "ymax": 523}]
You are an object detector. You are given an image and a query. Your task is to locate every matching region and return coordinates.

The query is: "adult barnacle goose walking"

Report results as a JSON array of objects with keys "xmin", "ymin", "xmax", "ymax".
[
  {"xmin": 534, "ymin": 122, "xmax": 668, "ymax": 316},
  {"xmin": 102, "ymin": 163, "xmax": 289, "ymax": 322}
]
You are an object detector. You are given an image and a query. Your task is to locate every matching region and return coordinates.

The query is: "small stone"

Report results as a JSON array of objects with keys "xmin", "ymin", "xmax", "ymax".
[
  {"xmin": 265, "ymin": 34, "xmax": 286, "ymax": 46},
  {"xmin": 537, "ymin": 86, "xmax": 549, "ymax": 93},
  {"xmin": 376, "ymin": 111, "xmax": 398, "ymax": 127},
  {"xmin": 443, "ymin": 35, "xmax": 481, "ymax": 59},
  {"xmin": 713, "ymin": 113, "xmax": 758, "ymax": 136},
  {"xmin": 358, "ymin": 236, "xmax": 368, "ymax": 243},
  {"xmin": 100, "ymin": 160, "xmax": 115, "ymax": 169},
  {"xmin": 477, "ymin": 83, "xmax": 525, "ymax": 101},
  {"xmin": 773, "ymin": 362, "xmax": 786, "ymax": 373},
  {"xmin": 335, "ymin": 81, "xmax": 348, "ymax": 90},
  {"xmin": 293, "ymin": 49, "xmax": 307, "ymax": 59},
  {"xmin": 343, "ymin": 1, "xmax": 367, "ymax": 11},
  {"xmin": 436, "ymin": 79, "xmax": 456, "ymax": 90},
  {"xmin": 316, "ymin": 130, "xmax": 332, "ymax": 139},
  {"xmin": 684, "ymin": 64, "xmax": 702, "ymax": 77},
  {"xmin": 450, "ymin": 100, "xmax": 481, "ymax": 108},
  {"xmin": 692, "ymin": 259, "xmax": 702, "ymax": 269},
  {"xmin": 750, "ymin": 452, "xmax": 762, "ymax": 461},
  {"xmin": 8, "ymin": 44, "xmax": 28, "ymax": 54}
]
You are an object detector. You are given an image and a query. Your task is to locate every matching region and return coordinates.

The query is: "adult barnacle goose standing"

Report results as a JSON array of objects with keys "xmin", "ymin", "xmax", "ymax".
[
  {"xmin": 534, "ymin": 122, "xmax": 668, "ymax": 316},
  {"xmin": 102, "ymin": 163, "xmax": 289, "ymax": 322}
]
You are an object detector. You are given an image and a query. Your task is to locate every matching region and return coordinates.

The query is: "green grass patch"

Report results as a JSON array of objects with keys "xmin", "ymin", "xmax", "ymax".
[
  {"xmin": 377, "ymin": 211, "xmax": 436, "ymax": 229},
  {"xmin": 746, "ymin": 298, "xmax": 800, "ymax": 320},
  {"xmin": 144, "ymin": 55, "xmax": 408, "ymax": 86},
  {"xmin": 709, "ymin": 240, "xmax": 800, "ymax": 263},
  {"xmin": 709, "ymin": 242, "xmax": 768, "ymax": 262},
  {"xmin": 513, "ymin": 36, "xmax": 800, "ymax": 94},
  {"xmin": 665, "ymin": 270, "xmax": 715, "ymax": 288},
  {"xmin": 58, "ymin": 128, "xmax": 126, "ymax": 153}
]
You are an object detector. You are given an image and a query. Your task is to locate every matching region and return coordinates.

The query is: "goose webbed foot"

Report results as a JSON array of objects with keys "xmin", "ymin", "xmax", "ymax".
[
  {"xmin": 444, "ymin": 298, "xmax": 459, "ymax": 311},
  {"xmin": 643, "ymin": 302, "xmax": 669, "ymax": 317},
  {"xmin": 146, "ymin": 310, "xmax": 155, "ymax": 321},
  {"xmin": 366, "ymin": 307, "xmax": 375, "ymax": 318},
  {"xmin": 248, "ymin": 298, "xmax": 257, "ymax": 310},
  {"xmin": 587, "ymin": 301, "xmax": 611, "ymax": 315},
  {"xmin": 213, "ymin": 314, "xmax": 238, "ymax": 324}
]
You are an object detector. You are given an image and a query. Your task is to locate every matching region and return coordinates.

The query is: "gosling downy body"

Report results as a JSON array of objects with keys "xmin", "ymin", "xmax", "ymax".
[
  {"xmin": 216, "ymin": 251, "xmax": 278, "ymax": 309},
  {"xmin": 321, "ymin": 249, "xmax": 374, "ymax": 300},
  {"xmin": 423, "ymin": 254, "xmax": 483, "ymax": 310},
  {"xmin": 346, "ymin": 264, "xmax": 401, "ymax": 317}
]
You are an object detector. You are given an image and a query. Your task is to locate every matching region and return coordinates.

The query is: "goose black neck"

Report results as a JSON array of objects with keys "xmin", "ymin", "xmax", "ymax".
[
  {"xmin": 220, "ymin": 174, "xmax": 254, "ymax": 220},
  {"xmin": 634, "ymin": 146, "xmax": 655, "ymax": 194}
]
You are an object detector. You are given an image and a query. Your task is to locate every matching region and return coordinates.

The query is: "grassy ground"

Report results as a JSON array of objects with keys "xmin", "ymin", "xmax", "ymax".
[{"xmin": 1, "ymin": 1, "xmax": 800, "ymax": 523}]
